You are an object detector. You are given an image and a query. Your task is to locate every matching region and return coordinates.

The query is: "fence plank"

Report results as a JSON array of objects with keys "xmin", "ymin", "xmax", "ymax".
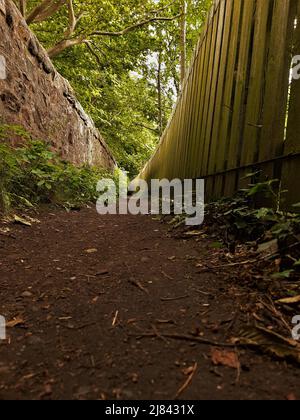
[
  {"xmin": 214, "ymin": 0, "xmax": 243, "ymax": 175},
  {"xmin": 282, "ymin": 0, "xmax": 300, "ymax": 208},
  {"xmin": 208, "ymin": 0, "xmax": 234, "ymax": 196},
  {"xmin": 240, "ymin": 0, "xmax": 271, "ymax": 167},
  {"xmin": 192, "ymin": 9, "xmax": 215, "ymax": 178},
  {"xmin": 258, "ymin": 0, "xmax": 293, "ymax": 162},
  {"xmin": 189, "ymin": 22, "xmax": 210, "ymax": 178},
  {"xmin": 201, "ymin": 0, "xmax": 226, "ymax": 182},
  {"xmin": 138, "ymin": 0, "xmax": 299, "ymax": 211},
  {"xmin": 197, "ymin": 5, "xmax": 220, "ymax": 179},
  {"xmin": 224, "ymin": 0, "xmax": 256, "ymax": 196}
]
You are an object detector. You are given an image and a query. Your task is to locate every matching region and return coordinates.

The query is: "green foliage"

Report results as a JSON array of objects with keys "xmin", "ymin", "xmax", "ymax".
[
  {"xmin": 27, "ymin": 0, "xmax": 212, "ymax": 176},
  {"xmin": 205, "ymin": 180, "xmax": 300, "ymax": 277},
  {"xmin": 0, "ymin": 137, "xmax": 113, "ymax": 213}
]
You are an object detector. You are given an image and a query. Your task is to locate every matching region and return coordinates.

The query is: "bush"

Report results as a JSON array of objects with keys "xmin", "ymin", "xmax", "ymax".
[{"xmin": 0, "ymin": 134, "xmax": 114, "ymax": 213}]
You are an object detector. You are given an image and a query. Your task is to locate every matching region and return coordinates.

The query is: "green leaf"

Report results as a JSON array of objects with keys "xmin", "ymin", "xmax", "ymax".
[
  {"xmin": 272, "ymin": 270, "xmax": 295, "ymax": 279},
  {"xmin": 293, "ymin": 260, "xmax": 300, "ymax": 267}
]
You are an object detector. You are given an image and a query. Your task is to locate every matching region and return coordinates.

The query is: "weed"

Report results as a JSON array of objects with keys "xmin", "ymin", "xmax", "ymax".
[{"xmin": 0, "ymin": 126, "xmax": 115, "ymax": 213}]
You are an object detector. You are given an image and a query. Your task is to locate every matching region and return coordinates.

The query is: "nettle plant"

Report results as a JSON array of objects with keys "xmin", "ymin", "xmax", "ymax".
[{"xmin": 0, "ymin": 125, "xmax": 114, "ymax": 212}]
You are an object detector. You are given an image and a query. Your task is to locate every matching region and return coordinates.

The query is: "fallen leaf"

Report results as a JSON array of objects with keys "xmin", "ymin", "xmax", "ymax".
[
  {"xmin": 286, "ymin": 393, "xmax": 297, "ymax": 401},
  {"xmin": 13, "ymin": 215, "xmax": 31, "ymax": 227},
  {"xmin": 276, "ymin": 296, "xmax": 300, "ymax": 305},
  {"xmin": 258, "ymin": 239, "xmax": 278, "ymax": 257},
  {"xmin": 91, "ymin": 297, "xmax": 99, "ymax": 304},
  {"xmin": 184, "ymin": 230, "xmax": 204, "ymax": 237},
  {"xmin": 0, "ymin": 227, "xmax": 10, "ymax": 234},
  {"xmin": 6, "ymin": 318, "xmax": 25, "ymax": 328},
  {"xmin": 211, "ymin": 348, "xmax": 240, "ymax": 369},
  {"xmin": 235, "ymin": 325, "xmax": 300, "ymax": 364},
  {"xmin": 85, "ymin": 249, "xmax": 98, "ymax": 254}
]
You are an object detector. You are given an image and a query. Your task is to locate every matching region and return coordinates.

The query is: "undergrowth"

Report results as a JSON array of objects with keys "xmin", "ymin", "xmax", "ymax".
[
  {"xmin": 167, "ymin": 178, "xmax": 300, "ymax": 278},
  {"xmin": 204, "ymin": 180, "xmax": 300, "ymax": 277},
  {"xmin": 0, "ymin": 126, "xmax": 115, "ymax": 213}
]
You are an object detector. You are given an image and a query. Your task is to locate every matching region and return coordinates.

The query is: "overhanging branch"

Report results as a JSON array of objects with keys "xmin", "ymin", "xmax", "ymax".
[{"xmin": 90, "ymin": 15, "xmax": 181, "ymax": 37}]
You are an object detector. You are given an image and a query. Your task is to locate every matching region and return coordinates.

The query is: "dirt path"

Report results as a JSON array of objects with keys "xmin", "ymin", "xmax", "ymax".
[{"xmin": 0, "ymin": 208, "xmax": 299, "ymax": 400}]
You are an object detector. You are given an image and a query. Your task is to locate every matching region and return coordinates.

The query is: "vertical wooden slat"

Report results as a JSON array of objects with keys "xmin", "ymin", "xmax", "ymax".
[
  {"xmin": 258, "ymin": 0, "xmax": 293, "ymax": 163},
  {"xmin": 240, "ymin": 0, "xmax": 271, "ymax": 166},
  {"xmin": 192, "ymin": 7, "xmax": 215, "ymax": 178},
  {"xmin": 197, "ymin": 4, "xmax": 220, "ymax": 181},
  {"xmin": 207, "ymin": 0, "xmax": 234, "ymax": 191},
  {"xmin": 214, "ymin": 0, "xmax": 243, "ymax": 196},
  {"xmin": 202, "ymin": 0, "xmax": 226, "ymax": 180},
  {"xmin": 188, "ymin": 24, "xmax": 209, "ymax": 178},
  {"xmin": 225, "ymin": 0, "xmax": 256, "ymax": 196},
  {"xmin": 180, "ymin": 63, "xmax": 197, "ymax": 179},
  {"xmin": 282, "ymin": 0, "xmax": 300, "ymax": 208},
  {"xmin": 137, "ymin": 0, "xmax": 299, "ymax": 211}
]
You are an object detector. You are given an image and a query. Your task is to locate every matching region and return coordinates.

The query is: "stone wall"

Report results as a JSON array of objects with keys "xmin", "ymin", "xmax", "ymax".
[{"xmin": 0, "ymin": 0, "xmax": 116, "ymax": 170}]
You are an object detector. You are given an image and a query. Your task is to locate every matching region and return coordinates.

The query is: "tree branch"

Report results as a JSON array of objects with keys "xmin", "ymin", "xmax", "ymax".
[
  {"xmin": 90, "ymin": 15, "xmax": 181, "ymax": 37},
  {"xmin": 84, "ymin": 41, "xmax": 102, "ymax": 67},
  {"xmin": 47, "ymin": 36, "xmax": 86, "ymax": 58},
  {"xmin": 47, "ymin": 13, "xmax": 181, "ymax": 58},
  {"xmin": 64, "ymin": 0, "xmax": 76, "ymax": 37},
  {"xmin": 26, "ymin": 0, "xmax": 66, "ymax": 25}
]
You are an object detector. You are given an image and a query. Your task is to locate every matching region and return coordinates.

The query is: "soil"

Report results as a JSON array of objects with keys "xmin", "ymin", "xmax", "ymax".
[{"xmin": 0, "ymin": 207, "xmax": 299, "ymax": 400}]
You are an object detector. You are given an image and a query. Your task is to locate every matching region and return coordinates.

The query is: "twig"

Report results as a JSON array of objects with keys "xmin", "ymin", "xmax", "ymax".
[
  {"xmin": 194, "ymin": 289, "xmax": 213, "ymax": 297},
  {"xmin": 262, "ymin": 296, "xmax": 291, "ymax": 333},
  {"xmin": 235, "ymin": 349, "xmax": 241, "ymax": 384},
  {"xmin": 175, "ymin": 362, "xmax": 198, "ymax": 399},
  {"xmin": 133, "ymin": 332, "xmax": 235, "ymax": 348},
  {"xmin": 112, "ymin": 310, "xmax": 119, "ymax": 327},
  {"xmin": 61, "ymin": 321, "xmax": 97, "ymax": 330},
  {"xmin": 161, "ymin": 271, "xmax": 174, "ymax": 280},
  {"xmin": 161, "ymin": 295, "xmax": 189, "ymax": 302},
  {"xmin": 260, "ymin": 241, "xmax": 300, "ymax": 261},
  {"xmin": 151, "ymin": 324, "xmax": 169, "ymax": 344},
  {"xmin": 128, "ymin": 278, "xmax": 149, "ymax": 295},
  {"xmin": 211, "ymin": 260, "xmax": 256, "ymax": 269},
  {"xmin": 125, "ymin": 262, "xmax": 149, "ymax": 295}
]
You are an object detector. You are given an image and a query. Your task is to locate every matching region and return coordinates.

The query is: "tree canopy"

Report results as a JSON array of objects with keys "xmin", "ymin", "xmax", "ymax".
[{"xmin": 16, "ymin": 0, "xmax": 211, "ymax": 176}]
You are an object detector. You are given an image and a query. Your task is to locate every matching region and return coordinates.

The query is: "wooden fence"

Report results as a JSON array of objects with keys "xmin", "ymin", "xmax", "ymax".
[{"xmin": 138, "ymin": 0, "xmax": 300, "ymax": 208}]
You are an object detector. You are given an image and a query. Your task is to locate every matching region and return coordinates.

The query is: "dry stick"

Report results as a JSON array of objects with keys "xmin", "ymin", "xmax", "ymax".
[
  {"xmin": 133, "ymin": 332, "xmax": 235, "ymax": 348},
  {"xmin": 262, "ymin": 296, "xmax": 291, "ymax": 333},
  {"xmin": 112, "ymin": 310, "xmax": 119, "ymax": 327},
  {"xmin": 160, "ymin": 295, "xmax": 189, "ymax": 302},
  {"xmin": 235, "ymin": 348, "xmax": 241, "ymax": 385},
  {"xmin": 212, "ymin": 259, "xmax": 256, "ymax": 268},
  {"xmin": 125, "ymin": 262, "xmax": 149, "ymax": 296},
  {"xmin": 128, "ymin": 278, "xmax": 149, "ymax": 295},
  {"xmin": 175, "ymin": 362, "xmax": 198, "ymax": 399},
  {"xmin": 151, "ymin": 324, "xmax": 170, "ymax": 344},
  {"xmin": 194, "ymin": 289, "xmax": 213, "ymax": 297},
  {"xmin": 61, "ymin": 321, "xmax": 97, "ymax": 331},
  {"xmin": 161, "ymin": 271, "xmax": 174, "ymax": 280}
]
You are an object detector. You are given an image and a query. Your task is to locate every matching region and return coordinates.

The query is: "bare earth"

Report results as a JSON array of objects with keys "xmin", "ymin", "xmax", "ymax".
[{"xmin": 0, "ymin": 208, "xmax": 299, "ymax": 400}]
